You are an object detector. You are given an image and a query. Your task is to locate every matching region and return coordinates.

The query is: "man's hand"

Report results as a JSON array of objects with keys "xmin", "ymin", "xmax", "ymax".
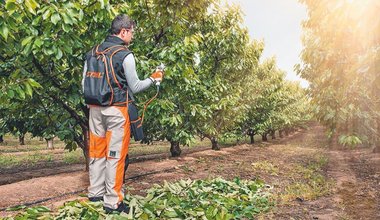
[{"xmin": 150, "ymin": 70, "xmax": 164, "ymax": 84}]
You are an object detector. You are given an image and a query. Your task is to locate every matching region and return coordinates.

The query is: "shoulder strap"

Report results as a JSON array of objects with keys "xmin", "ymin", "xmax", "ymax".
[{"xmin": 107, "ymin": 46, "xmax": 129, "ymax": 90}]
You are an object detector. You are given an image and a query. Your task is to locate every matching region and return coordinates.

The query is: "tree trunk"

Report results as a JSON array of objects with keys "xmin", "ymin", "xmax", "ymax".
[
  {"xmin": 82, "ymin": 128, "xmax": 90, "ymax": 171},
  {"xmin": 249, "ymin": 134, "xmax": 254, "ymax": 144},
  {"xmin": 211, "ymin": 137, "xmax": 220, "ymax": 150},
  {"xmin": 279, "ymin": 130, "xmax": 284, "ymax": 138},
  {"xmin": 46, "ymin": 137, "xmax": 54, "ymax": 149},
  {"xmin": 270, "ymin": 130, "xmax": 276, "ymax": 139},
  {"xmin": 71, "ymin": 126, "xmax": 89, "ymax": 170},
  {"xmin": 290, "ymin": 128, "xmax": 294, "ymax": 134},
  {"xmin": 247, "ymin": 129, "xmax": 255, "ymax": 144},
  {"xmin": 375, "ymin": 118, "xmax": 380, "ymax": 153},
  {"xmin": 170, "ymin": 141, "xmax": 182, "ymax": 157},
  {"xmin": 19, "ymin": 134, "xmax": 25, "ymax": 145},
  {"xmin": 0, "ymin": 135, "xmax": 3, "ymax": 143},
  {"xmin": 285, "ymin": 128, "xmax": 289, "ymax": 136},
  {"xmin": 262, "ymin": 133, "xmax": 268, "ymax": 142}
]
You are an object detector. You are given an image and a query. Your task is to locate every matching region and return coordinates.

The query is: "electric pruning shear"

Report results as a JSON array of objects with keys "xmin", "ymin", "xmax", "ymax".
[{"xmin": 141, "ymin": 63, "xmax": 165, "ymax": 123}]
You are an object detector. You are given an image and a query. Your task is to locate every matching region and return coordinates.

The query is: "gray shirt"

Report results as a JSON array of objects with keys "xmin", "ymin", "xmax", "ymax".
[{"xmin": 82, "ymin": 53, "xmax": 153, "ymax": 101}]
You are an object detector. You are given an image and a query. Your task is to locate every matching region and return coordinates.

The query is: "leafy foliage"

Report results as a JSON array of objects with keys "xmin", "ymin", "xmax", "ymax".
[
  {"xmin": 238, "ymin": 58, "xmax": 310, "ymax": 142},
  {"xmin": 5, "ymin": 178, "xmax": 272, "ymax": 220},
  {"xmin": 0, "ymin": 0, "xmax": 311, "ymax": 159},
  {"xmin": 126, "ymin": 0, "xmax": 215, "ymax": 147},
  {"xmin": 338, "ymin": 134, "xmax": 363, "ymax": 148},
  {"xmin": 5, "ymin": 206, "xmax": 51, "ymax": 220},
  {"xmin": 0, "ymin": 0, "xmax": 122, "ymax": 154},
  {"xmin": 297, "ymin": 0, "xmax": 380, "ymax": 149},
  {"xmin": 194, "ymin": 5, "xmax": 263, "ymax": 148}
]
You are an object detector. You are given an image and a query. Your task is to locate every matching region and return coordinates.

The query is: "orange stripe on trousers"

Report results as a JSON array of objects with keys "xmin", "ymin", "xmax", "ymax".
[
  {"xmin": 113, "ymin": 106, "xmax": 130, "ymax": 202},
  {"xmin": 89, "ymin": 131, "xmax": 107, "ymax": 158}
]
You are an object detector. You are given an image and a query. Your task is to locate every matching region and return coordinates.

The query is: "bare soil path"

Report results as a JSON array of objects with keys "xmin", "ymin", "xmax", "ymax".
[
  {"xmin": 0, "ymin": 124, "xmax": 379, "ymax": 219},
  {"xmin": 325, "ymin": 149, "xmax": 380, "ymax": 219}
]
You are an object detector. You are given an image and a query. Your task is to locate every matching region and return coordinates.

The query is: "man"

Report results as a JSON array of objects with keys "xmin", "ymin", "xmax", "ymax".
[{"xmin": 82, "ymin": 14, "xmax": 163, "ymax": 214}]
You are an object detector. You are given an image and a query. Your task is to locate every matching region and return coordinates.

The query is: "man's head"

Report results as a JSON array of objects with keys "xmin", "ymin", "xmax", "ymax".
[{"xmin": 111, "ymin": 14, "xmax": 135, "ymax": 45}]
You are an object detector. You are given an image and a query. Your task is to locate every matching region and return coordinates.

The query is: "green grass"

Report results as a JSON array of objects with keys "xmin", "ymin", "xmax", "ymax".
[
  {"xmin": 62, "ymin": 150, "xmax": 85, "ymax": 164},
  {"xmin": 252, "ymin": 161, "xmax": 280, "ymax": 176},
  {"xmin": 0, "ymin": 145, "xmax": 45, "ymax": 153},
  {"xmin": 0, "ymin": 152, "xmax": 55, "ymax": 168},
  {"xmin": 0, "ymin": 134, "xmax": 65, "ymax": 153},
  {"xmin": 0, "ymin": 154, "xmax": 19, "ymax": 168},
  {"xmin": 280, "ymin": 154, "xmax": 333, "ymax": 203},
  {"xmin": 0, "ymin": 149, "xmax": 86, "ymax": 168},
  {"xmin": 128, "ymin": 144, "xmax": 170, "ymax": 156}
]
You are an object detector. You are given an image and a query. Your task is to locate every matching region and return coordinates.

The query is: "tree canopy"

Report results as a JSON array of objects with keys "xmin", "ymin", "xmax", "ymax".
[
  {"xmin": 0, "ymin": 0, "xmax": 311, "ymax": 162},
  {"xmin": 298, "ymin": 0, "xmax": 380, "ymax": 151}
]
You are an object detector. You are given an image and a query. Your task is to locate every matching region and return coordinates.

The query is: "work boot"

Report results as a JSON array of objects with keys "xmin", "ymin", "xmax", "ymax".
[
  {"xmin": 88, "ymin": 196, "xmax": 103, "ymax": 202},
  {"xmin": 103, "ymin": 202, "xmax": 130, "ymax": 214}
]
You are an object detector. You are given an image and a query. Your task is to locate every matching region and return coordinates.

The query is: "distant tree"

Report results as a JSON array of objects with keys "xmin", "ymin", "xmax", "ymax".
[
  {"xmin": 298, "ymin": 0, "xmax": 380, "ymax": 151},
  {"xmin": 195, "ymin": 5, "xmax": 263, "ymax": 150}
]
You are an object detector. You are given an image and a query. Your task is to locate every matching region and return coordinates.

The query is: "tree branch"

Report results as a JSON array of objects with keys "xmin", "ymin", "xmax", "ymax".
[
  {"xmin": 154, "ymin": 28, "xmax": 165, "ymax": 45},
  {"xmin": 32, "ymin": 55, "xmax": 67, "ymax": 92},
  {"xmin": 144, "ymin": 0, "xmax": 153, "ymax": 21},
  {"xmin": 35, "ymin": 92, "xmax": 56, "ymax": 130},
  {"xmin": 81, "ymin": 104, "xmax": 90, "ymax": 121},
  {"xmin": 73, "ymin": 132, "xmax": 85, "ymax": 149},
  {"xmin": 48, "ymin": 93, "xmax": 87, "ymax": 129}
]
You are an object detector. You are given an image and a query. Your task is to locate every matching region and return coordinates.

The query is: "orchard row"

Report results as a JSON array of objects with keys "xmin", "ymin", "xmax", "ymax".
[{"xmin": 0, "ymin": 0, "xmax": 310, "ymax": 160}]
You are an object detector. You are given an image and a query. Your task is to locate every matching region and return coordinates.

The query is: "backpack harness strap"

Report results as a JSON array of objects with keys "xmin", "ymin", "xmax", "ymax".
[
  {"xmin": 93, "ymin": 44, "xmax": 129, "ymax": 106},
  {"xmin": 91, "ymin": 44, "xmax": 159, "ymax": 126}
]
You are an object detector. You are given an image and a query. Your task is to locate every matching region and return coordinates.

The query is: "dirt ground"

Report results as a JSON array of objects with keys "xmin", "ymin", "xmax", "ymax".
[
  {"xmin": 0, "ymin": 146, "xmax": 212, "ymax": 185},
  {"xmin": 0, "ymin": 124, "xmax": 379, "ymax": 219}
]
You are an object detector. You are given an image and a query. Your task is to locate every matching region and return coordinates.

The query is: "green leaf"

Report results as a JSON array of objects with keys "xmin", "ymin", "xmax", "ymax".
[
  {"xmin": 25, "ymin": 0, "xmax": 40, "ymax": 15},
  {"xmin": 35, "ymin": 206, "xmax": 50, "ymax": 212},
  {"xmin": 32, "ymin": 16, "xmax": 42, "ymax": 26},
  {"xmin": 42, "ymin": 9, "xmax": 51, "ymax": 20},
  {"xmin": 23, "ymin": 41, "xmax": 33, "ymax": 55},
  {"xmin": 56, "ymin": 48, "xmax": 63, "ymax": 59},
  {"xmin": 78, "ymin": 9, "xmax": 84, "ymax": 21},
  {"xmin": 28, "ymin": 78, "xmax": 42, "ymax": 88},
  {"xmin": 62, "ymin": 23, "xmax": 70, "ymax": 32},
  {"xmin": 24, "ymin": 83, "xmax": 33, "ymax": 97},
  {"xmin": 0, "ymin": 25, "xmax": 9, "ymax": 41},
  {"xmin": 7, "ymin": 89, "xmax": 15, "ymax": 98},
  {"xmin": 61, "ymin": 13, "xmax": 73, "ymax": 25},
  {"xmin": 5, "ymin": 1, "xmax": 17, "ymax": 12},
  {"xmin": 22, "ymin": 36, "xmax": 34, "ymax": 46},
  {"xmin": 63, "ymin": 44, "xmax": 73, "ymax": 54},
  {"xmin": 16, "ymin": 87, "xmax": 26, "ymax": 99},
  {"xmin": 6, "ymin": 205, "xmax": 27, "ymax": 211},
  {"xmin": 34, "ymin": 38, "xmax": 43, "ymax": 47},
  {"xmin": 164, "ymin": 210, "xmax": 178, "ymax": 218},
  {"xmin": 51, "ymin": 13, "xmax": 61, "ymax": 25}
]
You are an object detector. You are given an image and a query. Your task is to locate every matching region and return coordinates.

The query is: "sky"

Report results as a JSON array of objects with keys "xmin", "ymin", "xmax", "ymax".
[{"xmin": 225, "ymin": 0, "xmax": 309, "ymax": 87}]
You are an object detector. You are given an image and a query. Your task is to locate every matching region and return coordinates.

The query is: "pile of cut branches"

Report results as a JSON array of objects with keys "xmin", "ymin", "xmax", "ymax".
[{"xmin": 5, "ymin": 178, "xmax": 272, "ymax": 220}]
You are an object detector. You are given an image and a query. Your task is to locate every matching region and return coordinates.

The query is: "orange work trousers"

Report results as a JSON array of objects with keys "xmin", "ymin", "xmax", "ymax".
[{"xmin": 88, "ymin": 105, "xmax": 130, "ymax": 209}]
